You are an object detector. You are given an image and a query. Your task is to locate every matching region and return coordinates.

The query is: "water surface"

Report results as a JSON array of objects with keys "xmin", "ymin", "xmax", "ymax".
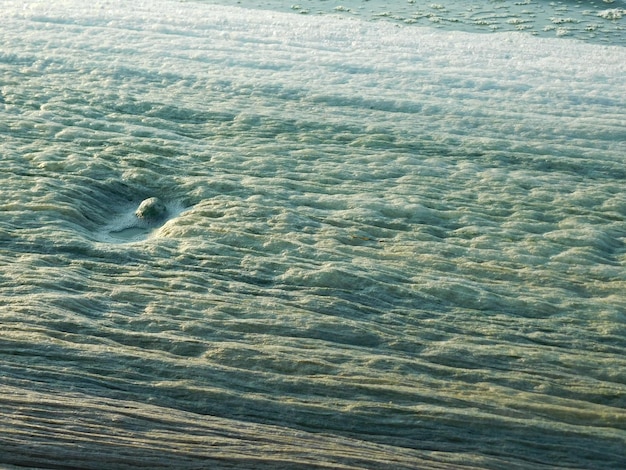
[{"xmin": 1, "ymin": 1, "xmax": 625, "ymax": 468}]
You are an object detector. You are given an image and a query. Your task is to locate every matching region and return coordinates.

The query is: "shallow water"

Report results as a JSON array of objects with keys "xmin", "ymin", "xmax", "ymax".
[
  {"xmin": 202, "ymin": 0, "xmax": 626, "ymax": 45},
  {"xmin": 1, "ymin": 1, "xmax": 625, "ymax": 469}
]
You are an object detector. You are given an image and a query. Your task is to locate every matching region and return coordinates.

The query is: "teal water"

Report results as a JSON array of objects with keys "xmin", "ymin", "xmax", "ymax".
[
  {"xmin": 200, "ymin": 0, "xmax": 626, "ymax": 45},
  {"xmin": 1, "ymin": 1, "xmax": 625, "ymax": 468}
]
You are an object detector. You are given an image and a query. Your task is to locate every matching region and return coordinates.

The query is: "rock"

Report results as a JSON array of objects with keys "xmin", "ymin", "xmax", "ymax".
[{"xmin": 135, "ymin": 197, "xmax": 167, "ymax": 221}]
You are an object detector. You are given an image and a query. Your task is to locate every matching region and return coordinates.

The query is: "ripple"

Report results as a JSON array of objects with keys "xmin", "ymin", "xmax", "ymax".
[{"xmin": 96, "ymin": 197, "xmax": 187, "ymax": 243}]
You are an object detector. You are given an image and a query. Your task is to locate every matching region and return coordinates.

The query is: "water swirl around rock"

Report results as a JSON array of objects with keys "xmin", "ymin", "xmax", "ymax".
[{"xmin": 97, "ymin": 196, "xmax": 184, "ymax": 243}]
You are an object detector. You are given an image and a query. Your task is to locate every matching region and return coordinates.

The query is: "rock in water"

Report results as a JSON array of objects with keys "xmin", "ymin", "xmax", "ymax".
[{"xmin": 135, "ymin": 197, "xmax": 167, "ymax": 221}]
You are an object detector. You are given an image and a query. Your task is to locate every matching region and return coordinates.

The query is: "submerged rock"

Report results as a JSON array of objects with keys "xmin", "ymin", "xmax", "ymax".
[{"xmin": 135, "ymin": 197, "xmax": 167, "ymax": 221}]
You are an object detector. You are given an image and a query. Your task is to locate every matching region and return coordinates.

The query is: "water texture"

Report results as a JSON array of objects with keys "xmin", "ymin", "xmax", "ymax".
[
  {"xmin": 1, "ymin": 1, "xmax": 625, "ymax": 468},
  {"xmin": 203, "ymin": 0, "xmax": 626, "ymax": 45}
]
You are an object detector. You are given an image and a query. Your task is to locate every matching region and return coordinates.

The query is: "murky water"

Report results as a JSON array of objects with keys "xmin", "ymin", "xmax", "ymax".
[{"xmin": 1, "ymin": 1, "xmax": 625, "ymax": 468}]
